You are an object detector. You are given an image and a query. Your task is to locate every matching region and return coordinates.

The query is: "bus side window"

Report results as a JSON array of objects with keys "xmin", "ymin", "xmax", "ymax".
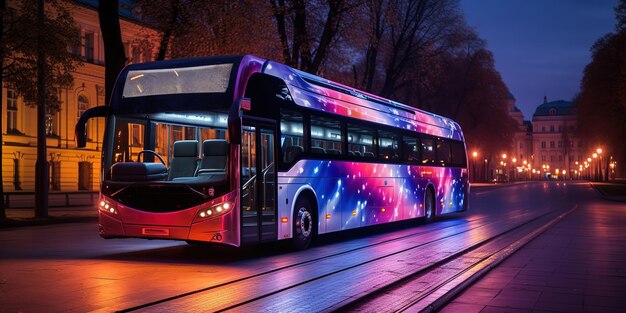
[
  {"xmin": 311, "ymin": 115, "xmax": 343, "ymax": 155},
  {"xmin": 450, "ymin": 141, "xmax": 467, "ymax": 167},
  {"xmin": 437, "ymin": 138, "xmax": 452, "ymax": 166},
  {"xmin": 378, "ymin": 130, "xmax": 399, "ymax": 161},
  {"xmin": 348, "ymin": 124, "xmax": 375, "ymax": 158},
  {"xmin": 421, "ymin": 138, "xmax": 435, "ymax": 165},
  {"xmin": 403, "ymin": 136, "xmax": 420, "ymax": 163},
  {"xmin": 280, "ymin": 110, "xmax": 304, "ymax": 163}
]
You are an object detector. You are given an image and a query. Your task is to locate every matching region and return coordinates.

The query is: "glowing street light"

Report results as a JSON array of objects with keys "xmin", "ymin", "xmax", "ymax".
[
  {"xmin": 502, "ymin": 153, "xmax": 507, "ymax": 159},
  {"xmin": 597, "ymin": 148, "xmax": 603, "ymax": 154},
  {"xmin": 593, "ymin": 153, "xmax": 598, "ymax": 159},
  {"xmin": 472, "ymin": 151, "xmax": 478, "ymax": 158}
]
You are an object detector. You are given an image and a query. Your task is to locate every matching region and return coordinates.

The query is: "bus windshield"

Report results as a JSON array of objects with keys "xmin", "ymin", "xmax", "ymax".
[{"xmin": 107, "ymin": 112, "xmax": 229, "ymax": 189}]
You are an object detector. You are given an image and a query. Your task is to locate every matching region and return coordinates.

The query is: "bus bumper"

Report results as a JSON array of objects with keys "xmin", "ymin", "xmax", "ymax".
[{"xmin": 98, "ymin": 190, "xmax": 240, "ymax": 247}]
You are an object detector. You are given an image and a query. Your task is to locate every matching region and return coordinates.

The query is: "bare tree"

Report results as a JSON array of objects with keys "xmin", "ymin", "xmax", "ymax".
[{"xmin": 269, "ymin": 0, "xmax": 356, "ymax": 74}]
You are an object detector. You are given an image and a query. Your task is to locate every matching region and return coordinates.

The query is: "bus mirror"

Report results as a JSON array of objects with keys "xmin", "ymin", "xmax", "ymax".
[
  {"xmin": 75, "ymin": 106, "xmax": 109, "ymax": 148},
  {"xmin": 239, "ymin": 98, "xmax": 251, "ymax": 111}
]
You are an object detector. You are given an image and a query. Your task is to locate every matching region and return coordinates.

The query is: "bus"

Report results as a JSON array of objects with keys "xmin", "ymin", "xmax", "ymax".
[{"xmin": 76, "ymin": 55, "xmax": 469, "ymax": 249}]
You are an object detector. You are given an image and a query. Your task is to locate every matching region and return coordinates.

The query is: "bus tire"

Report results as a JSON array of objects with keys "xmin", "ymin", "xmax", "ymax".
[
  {"xmin": 292, "ymin": 196, "xmax": 315, "ymax": 250},
  {"xmin": 425, "ymin": 188, "xmax": 436, "ymax": 223}
]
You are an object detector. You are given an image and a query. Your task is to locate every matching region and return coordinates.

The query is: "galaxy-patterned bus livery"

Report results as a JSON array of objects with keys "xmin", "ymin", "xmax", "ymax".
[
  {"xmin": 262, "ymin": 60, "xmax": 469, "ymax": 240},
  {"xmin": 79, "ymin": 55, "xmax": 468, "ymax": 248}
]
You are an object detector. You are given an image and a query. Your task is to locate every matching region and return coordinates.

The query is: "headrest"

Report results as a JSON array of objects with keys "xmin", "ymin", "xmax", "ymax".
[
  {"xmin": 173, "ymin": 140, "xmax": 198, "ymax": 157},
  {"xmin": 203, "ymin": 139, "xmax": 228, "ymax": 156}
]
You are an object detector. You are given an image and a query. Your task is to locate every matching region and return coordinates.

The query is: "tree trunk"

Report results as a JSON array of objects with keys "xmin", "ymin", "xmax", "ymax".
[
  {"xmin": 98, "ymin": 0, "xmax": 126, "ymax": 104},
  {"xmin": 156, "ymin": 1, "xmax": 180, "ymax": 61},
  {"xmin": 0, "ymin": 0, "xmax": 5, "ymax": 219},
  {"xmin": 35, "ymin": 0, "xmax": 48, "ymax": 218}
]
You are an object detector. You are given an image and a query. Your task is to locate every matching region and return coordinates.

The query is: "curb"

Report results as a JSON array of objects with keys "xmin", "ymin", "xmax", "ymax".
[
  {"xmin": 0, "ymin": 215, "xmax": 97, "ymax": 230},
  {"xmin": 589, "ymin": 182, "xmax": 626, "ymax": 203}
]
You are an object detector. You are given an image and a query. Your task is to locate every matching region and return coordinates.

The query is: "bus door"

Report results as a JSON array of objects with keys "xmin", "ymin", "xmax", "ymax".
[{"xmin": 240, "ymin": 120, "xmax": 277, "ymax": 244}]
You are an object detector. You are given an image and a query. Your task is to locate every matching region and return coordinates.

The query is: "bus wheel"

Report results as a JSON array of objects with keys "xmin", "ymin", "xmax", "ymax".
[
  {"xmin": 425, "ymin": 188, "xmax": 436, "ymax": 223},
  {"xmin": 292, "ymin": 196, "xmax": 315, "ymax": 250}
]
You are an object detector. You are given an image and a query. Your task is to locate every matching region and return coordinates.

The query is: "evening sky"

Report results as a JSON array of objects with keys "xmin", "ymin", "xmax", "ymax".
[{"xmin": 460, "ymin": 0, "xmax": 618, "ymax": 120}]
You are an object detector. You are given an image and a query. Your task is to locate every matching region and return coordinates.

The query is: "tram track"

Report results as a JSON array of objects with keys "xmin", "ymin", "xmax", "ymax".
[
  {"xmin": 119, "ymin": 206, "xmax": 555, "ymax": 312},
  {"xmin": 341, "ymin": 205, "xmax": 577, "ymax": 312}
]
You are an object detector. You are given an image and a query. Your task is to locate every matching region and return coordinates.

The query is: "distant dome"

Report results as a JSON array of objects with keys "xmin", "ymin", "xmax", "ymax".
[{"xmin": 533, "ymin": 100, "xmax": 574, "ymax": 117}]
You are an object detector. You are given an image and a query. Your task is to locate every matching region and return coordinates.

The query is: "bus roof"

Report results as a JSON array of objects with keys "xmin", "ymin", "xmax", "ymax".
[
  {"xmin": 261, "ymin": 60, "xmax": 464, "ymax": 141},
  {"xmin": 110, "ymin": 55, "xmax": 463, "ymax": 141}
]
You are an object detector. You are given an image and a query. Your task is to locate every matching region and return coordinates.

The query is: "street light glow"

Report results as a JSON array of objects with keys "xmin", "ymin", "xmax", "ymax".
[
  {"xmin": 502, "ymin": 153, "xmax": 507, "ymax": 159},
  {"xmin": 597, "ymin": 148, "xmax": 603, "ymax": 154},
  {"xmin": 593, "ymin": 153, "xmax": 598, "ymax": 158},
  {"xmin": 472, "ymin": 151, "xmax": 478, "ymax": 158}
]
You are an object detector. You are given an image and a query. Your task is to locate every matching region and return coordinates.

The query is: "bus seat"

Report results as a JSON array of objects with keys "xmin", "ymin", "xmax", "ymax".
[
  {"xmin": 169, "ymin": 140, "xmax": 199, "ymax": 180},
  {"xmin": 311, "ymin": 147, "xmax": 326, "ymax": 154},
  {"xmin": 326, "ymin": 149, "xmax": 341, "ymax": 155},
  {"xmin": 197, "ymin": 139, "xmax": 228, "ymax": 175},
  {"xmin": 285, "ymin": 145, "xmax": 303, "ymax": 163},
  {"xmin": 353, "ymin": 151, "xmax": 362, "ymax": 157},
  {"xmin": 364, "ymin": 152, "xmax": 375, "ymax": 158}
]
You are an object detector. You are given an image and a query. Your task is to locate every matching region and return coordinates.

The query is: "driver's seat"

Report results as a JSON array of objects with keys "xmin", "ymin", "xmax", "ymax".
[{"xmin": 168, "ymin": 140, "xmax": 199, "ymax": 180}]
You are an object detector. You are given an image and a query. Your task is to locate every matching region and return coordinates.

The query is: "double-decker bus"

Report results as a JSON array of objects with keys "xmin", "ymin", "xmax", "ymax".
[{"xmin": 76, "ymin": 55, "xmax": 468, "ymax": 249}]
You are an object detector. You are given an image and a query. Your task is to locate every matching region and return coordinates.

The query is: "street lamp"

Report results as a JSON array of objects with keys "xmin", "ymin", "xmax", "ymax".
[
  {"xmin": 596, "ymin": 148, "xmax": 603, "ymax": 181},
  {"xmin": 471, "ymin": 151, "xmax": 478, "ymax": 183}
]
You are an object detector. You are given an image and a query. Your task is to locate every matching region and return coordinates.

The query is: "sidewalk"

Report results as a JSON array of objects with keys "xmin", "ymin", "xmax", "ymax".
[
  {"xmin": 590, "ymin": 181, "xmax": 626, "ymax": 202},
  {"xmin": 440, "ymin": 192, "xmax": 626, "ymax": 312},
  {"xmin": 0, "ymin": 206, "xmax": 98, "ymax": 229}
]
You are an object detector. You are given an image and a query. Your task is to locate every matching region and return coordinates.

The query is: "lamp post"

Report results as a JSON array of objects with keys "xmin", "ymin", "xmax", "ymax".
[
  {"xmin": 592, "ymin": 153, "xmax": 598, "ymax": 181},
  {"xmin": 484, "ymin": 158, "xmax": 488, "ymax": 183},
  {"xmin": 596, "ymin": 148, "xmax": 603, "ymax": 181},
  {"xmin": 472, "ymin": 151, "xmax": 478, "ymax": 183},
  {"xmin": 501, "ymin": 153, "xmax": 507, "ymax": 182},
  {"xmin": 512, "ymin": 157, "xmax": 517, "ymax": 181}
]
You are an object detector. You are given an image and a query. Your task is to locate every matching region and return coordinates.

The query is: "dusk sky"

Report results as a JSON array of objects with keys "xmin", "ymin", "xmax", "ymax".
[{"xmin": 460, "ymin": 0, "xmax": 619, "ymax": 120}]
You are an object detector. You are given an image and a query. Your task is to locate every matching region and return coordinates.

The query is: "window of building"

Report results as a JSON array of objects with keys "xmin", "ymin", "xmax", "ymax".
[
  {"xmin": 550, "ymin": 141, "xmax": 555, "ymax": 148},
  {"xmin": 130, "ymin": 124, "xmax": 144, "ymax": 147},
  {"xmin": 550, "ymin": 155, "xmax": 555, "ymax": 162},
  {"xmin": 541, "ymin": 126, "xmax": 545, "ymax": 132},
  {"xmin": 541, "ymin": 155, "xmax": 546, "ymax": 161},
  {"xmin": 6, "ymin": 88, "xmax": 18, "ymax": 133},
  {"xmin": 550, "ymin": 125, "xmax": 554, "ymax": 132},
  {"xmin": 559, "ymin": 155, "xmax": 563, "ymax": 162},
  {"xmin": 131, "ymin": 46, "xmax": 141, "ymax": 64},
  {"xmin": 558, "ymin": 125, "xmax": 563, "ymax": 132},
  {"xmin": 50, "ymin": 161, "xmax": 61, "ymax": 191},
  {"xmin": 549, "ymin": 108, "xmax": 557, "ymax": 115},
  {"xmin": 78, "ymin": 161, "xmax": 92, "ymax": 190},
  {"xmin": 558, "ymin": 141, "xmax": 562, "ymax": 148},
  {"xmin": 46, "ymin": 110, "xmax": 57, "ymax": 136},
  {"xmin": 520, "ymin": 142, "xmax": 524, "ymax": 149},
  {"xmin": 143, "ymin": 48, "xmax": 152, "ymax": 63},
  {"xmin": 84, "ymin": 32, "xmax": 94, "ymax": 62},
  {"xmin": 77, "ymin": 95, "xmax": 89, "ymax": 118},
  {"xmin": 541, "ymin": 141, "xmax": 546, "ymax": 149}
]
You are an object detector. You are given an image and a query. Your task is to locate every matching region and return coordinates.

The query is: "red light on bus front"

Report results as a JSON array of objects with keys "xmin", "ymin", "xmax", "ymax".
[
  {"xmin": 325, "ymin": 214, "xmax": 331, "ymax": 219},
  {"xmin": 281, "ymin": 217, "xmax": 288, "ymax": 223}
]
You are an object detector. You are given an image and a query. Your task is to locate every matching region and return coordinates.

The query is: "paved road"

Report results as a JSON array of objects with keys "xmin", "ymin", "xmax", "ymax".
[{"xmin": 0, "ymin": 181, "xmax": 600, "ymax": 312}]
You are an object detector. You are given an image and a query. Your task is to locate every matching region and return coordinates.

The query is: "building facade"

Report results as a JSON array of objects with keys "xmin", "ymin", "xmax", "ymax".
[
  {"xmin": 504, "ymin": 96, "xmax": 583, "ymax": 180},
  {"xmin": 1, "ymin": 0, "xmax": 159, "ymax": 193}
]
